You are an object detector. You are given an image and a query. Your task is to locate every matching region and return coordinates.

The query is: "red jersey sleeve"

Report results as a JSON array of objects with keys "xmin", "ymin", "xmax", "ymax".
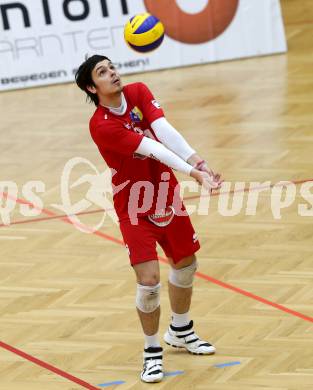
[
  {"xmin": 91, "ymin": 119, "xmax": 144, "ymax": 157},
  {"xmin": 137, "ymin": 82, "xmax": 165, "ymax": 124}
]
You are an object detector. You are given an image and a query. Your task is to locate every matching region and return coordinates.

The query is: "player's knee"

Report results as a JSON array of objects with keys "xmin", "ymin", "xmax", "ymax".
[
  {"xmin": 136, "ymin": 282, "xmax": 161, "ymax": 313},
  {"xmin": 137, "ymin": 273, "xmax": 160, "ymax": 287},
  {"xmin": 169, "ymin": 259, "xmax": 197, "ymax": 288}
]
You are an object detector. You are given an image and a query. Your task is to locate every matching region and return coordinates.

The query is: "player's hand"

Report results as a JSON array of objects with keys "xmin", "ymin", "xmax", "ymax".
[
  {"xmin": 193, "ymin": 160, "xmax": 223, "ymax": 190},
  {"xmin": 190, "ymin": 169, "xmax": 222, "ymax": 191},
  {"xmin": 208, "ymin": 169, "xmax": 223, "ymax": 189}
]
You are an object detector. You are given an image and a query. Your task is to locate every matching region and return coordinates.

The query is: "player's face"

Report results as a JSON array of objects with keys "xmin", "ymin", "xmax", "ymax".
[{"xmin": 90, "ymin": 59, "xmax": 122, "ymax": 96}]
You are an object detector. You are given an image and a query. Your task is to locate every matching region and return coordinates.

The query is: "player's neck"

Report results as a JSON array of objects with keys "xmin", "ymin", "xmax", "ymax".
[
  {"xmin": 100, "ymin": 92, "xmax": 127, "ymax": 116},
  {"xmin": 99, "ymin": 92, "xmax": 122, "ymax": 108}
]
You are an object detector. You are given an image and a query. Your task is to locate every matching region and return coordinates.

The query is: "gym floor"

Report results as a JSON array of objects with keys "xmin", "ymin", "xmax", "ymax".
[{"xmin": 0, "ymin": 1, "xmax": 312, "ymax": 389}]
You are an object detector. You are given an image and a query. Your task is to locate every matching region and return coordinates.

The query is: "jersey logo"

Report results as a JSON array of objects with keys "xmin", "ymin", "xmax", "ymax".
[
  {"xmin": 124, "ymin": 123, "xmax": 132, "ymax": 130},
  {"xmin": 130, "ymin": 106, "xmax": 143, "ymax": 122},
  {"xmin": 152, "ymin": 100, "xmax": 161, "ymax": 109},
  {"xmin": 124, "ymin": 121, "xmax": 143, "ymax": 135}
]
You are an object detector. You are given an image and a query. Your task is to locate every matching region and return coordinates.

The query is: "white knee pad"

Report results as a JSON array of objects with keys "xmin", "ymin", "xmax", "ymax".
[
  {"xmin": 169, "ymin": 260, "xmax": 197, "ymax": 288},
  {"xmin": 136, "ymin": 283, "xmax": 161, "ymax": 313}
]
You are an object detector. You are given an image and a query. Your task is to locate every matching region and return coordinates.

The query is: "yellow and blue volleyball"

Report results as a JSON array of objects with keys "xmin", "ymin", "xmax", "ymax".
[{"xmin": 124, "ymin": 13, "xmax": 165, "ymax": 53}]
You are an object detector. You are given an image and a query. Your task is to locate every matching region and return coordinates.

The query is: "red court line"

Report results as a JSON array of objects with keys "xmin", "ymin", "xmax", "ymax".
[
  {"xmin": 194, "ymin": 271, "xmax": 313, "ymax": 323},
  {"xmin": 156, "ymin": 258, "xmax": 313, "ymax": 323},
  {"xmin": 0, "ymin": 341, "xmax": 100, "ymax": 390},
  {"xmin": 1, "ymin": 179, "xmax": 312, "ymax": 228},
  {"xmin": 0, "ymin": 209, "xmax": 112, "ymax": 228},
  {"xmin": 185, "ymin": 178, "xmax": 313, "ymax": 201}
]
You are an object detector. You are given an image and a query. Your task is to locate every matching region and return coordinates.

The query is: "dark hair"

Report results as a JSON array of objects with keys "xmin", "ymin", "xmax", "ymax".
[{"xmin": 75, "ymin": 55, "xmax": 111, "ymax": 106}]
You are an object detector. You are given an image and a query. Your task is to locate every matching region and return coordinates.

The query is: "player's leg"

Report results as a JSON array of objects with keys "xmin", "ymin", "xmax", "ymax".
[
  {"xmin": 167, "ymin": 254, "xmax": 195, "ymax": 321},
  {"xmin": 133, "ymin": 260, "xmax": 163, "ymax": 382},
  {"xmin": 159, "ymin": 214, "xmax": 216, "ymax": 355},
  {"xmin": 133, "ymin": 260, "xmax": 161, "ymax": 340},
  {"xmin": 119, "ymin": 219, "xmax": 164, "ymax": 383},
  {"xmin": 164, "ymin": 254, "xmax": 216, "ymax": 355}
]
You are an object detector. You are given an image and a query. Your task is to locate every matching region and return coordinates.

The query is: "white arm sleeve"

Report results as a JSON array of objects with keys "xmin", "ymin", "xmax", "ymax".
[
  {"xmin": 151, "ymin": 117, "xmax": 196, "ymax": 162},
  {"xmin": 135, "ymin": 137, "xmax": 193, "ymax": 176}
]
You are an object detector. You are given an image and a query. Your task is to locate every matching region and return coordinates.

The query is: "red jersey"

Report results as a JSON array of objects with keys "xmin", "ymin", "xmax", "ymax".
[{"xmin": 89, "ymin": 82, "xmax": 179, "ymax": 222}]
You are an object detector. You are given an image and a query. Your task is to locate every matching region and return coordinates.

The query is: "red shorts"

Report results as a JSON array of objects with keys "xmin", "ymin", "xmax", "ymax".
[{"xmin": 119, "ymin": 213, "xmax": 200, "ymax": 266}]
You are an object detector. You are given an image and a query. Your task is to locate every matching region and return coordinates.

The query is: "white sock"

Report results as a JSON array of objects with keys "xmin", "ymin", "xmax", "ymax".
[
  {"xmin": 144, "ymin": 332, "xmax": 161, "ymax": 349},
  {"xmin": 171, "ymin": 311, "xmax": 190, "ymax": 327}
]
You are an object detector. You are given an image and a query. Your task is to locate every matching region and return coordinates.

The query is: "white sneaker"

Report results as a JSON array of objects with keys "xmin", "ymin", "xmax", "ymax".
[
  {"xmin": 140, "ymin": 346, "xmax": 164, "ymax": 383},
  {"xmin": 164, "ymin": 320, "xmax": 216, "ymax": 355}
]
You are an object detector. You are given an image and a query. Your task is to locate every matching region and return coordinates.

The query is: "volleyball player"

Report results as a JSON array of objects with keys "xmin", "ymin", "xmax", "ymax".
[{"xmin": 76, "ymin": 55, "xmax": 222, "ymax": 383}]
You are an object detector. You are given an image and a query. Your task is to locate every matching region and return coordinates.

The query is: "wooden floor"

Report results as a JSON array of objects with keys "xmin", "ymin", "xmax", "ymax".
[{"xmin": 1, "ymin": 1, "xmax": 313, "ymax": 389}]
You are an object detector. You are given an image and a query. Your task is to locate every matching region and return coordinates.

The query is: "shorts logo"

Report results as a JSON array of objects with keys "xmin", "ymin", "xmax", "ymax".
[
  {"xmin": 144, "ymin": 0, "xmax": 239, "ymax": 44},
  {"xmin": 125, "ymin": 244, "xmax": 130, "ymax": 256},
  {"xmin": 152, "ymin": 100, "xmax": 161, "ymax": 109},
  {"xmin": 193, "ymin": 233, "xmax": 198, "ymax": 243},
  {"xmin": 130, "ymin": 106, "xmax": 143, "ymax": 122}
]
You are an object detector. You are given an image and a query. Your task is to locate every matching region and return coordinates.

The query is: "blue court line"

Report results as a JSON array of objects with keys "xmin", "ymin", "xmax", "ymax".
[
  {"xmin": 164, "ymin": 370, "xmax": 184, "ymax": 377},
  {"xmin": 214, "ymin": 361, "xmax": 241, "ymax": 368},
  {"xmin": 97, "ymin": 362, "xmax": 240, "ymax": 386},
  {"xmin": 98, "ymin": 380, "xmax": 126, "ymax": 387},
  {"xmin": 97, "ymin": 371, "xmax": 184, "ymax": 387}
]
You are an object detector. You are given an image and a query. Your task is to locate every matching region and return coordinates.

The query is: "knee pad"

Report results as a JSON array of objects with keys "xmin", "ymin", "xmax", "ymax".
[
  {"xmin": 136, "ymin": 283, "xmax": 161, "ymax": 313},
  {"xmin": 169, "ymin": 260, "xmax": 197, "ymax": 288}
]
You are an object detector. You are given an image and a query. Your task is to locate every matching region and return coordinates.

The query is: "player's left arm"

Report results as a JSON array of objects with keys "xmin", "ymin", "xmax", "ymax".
[
  {"xmin": 139, "ymin": 82, "xmax": 222, "ymax": 187},
  {"xmin": 151, "ymin": 117, "xmax": 203, "ymax": 163},
  {"xmin": 150, "ymin": 118, "xmax": 222, "ymax": 186}
]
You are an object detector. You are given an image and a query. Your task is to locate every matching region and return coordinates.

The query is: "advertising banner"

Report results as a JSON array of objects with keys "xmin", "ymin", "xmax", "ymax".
[{"xmin": 0, "ymin": 0, "xmax": 287, "ymax": 91}]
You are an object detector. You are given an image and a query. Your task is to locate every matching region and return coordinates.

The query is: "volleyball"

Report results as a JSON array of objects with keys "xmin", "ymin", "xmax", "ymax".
[{"xmin": 124, "ymin": 13, "xmax": 165, "ymax": 53}]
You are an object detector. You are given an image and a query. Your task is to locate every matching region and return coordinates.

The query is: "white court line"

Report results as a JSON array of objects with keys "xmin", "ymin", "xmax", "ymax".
[
  {"xmin": 0, "ymin": 227, "xmax": 54, "ymax": 232},
  {"xmin": 0, "ymin": 236, "xmax": 27, "ymax": 240}
]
